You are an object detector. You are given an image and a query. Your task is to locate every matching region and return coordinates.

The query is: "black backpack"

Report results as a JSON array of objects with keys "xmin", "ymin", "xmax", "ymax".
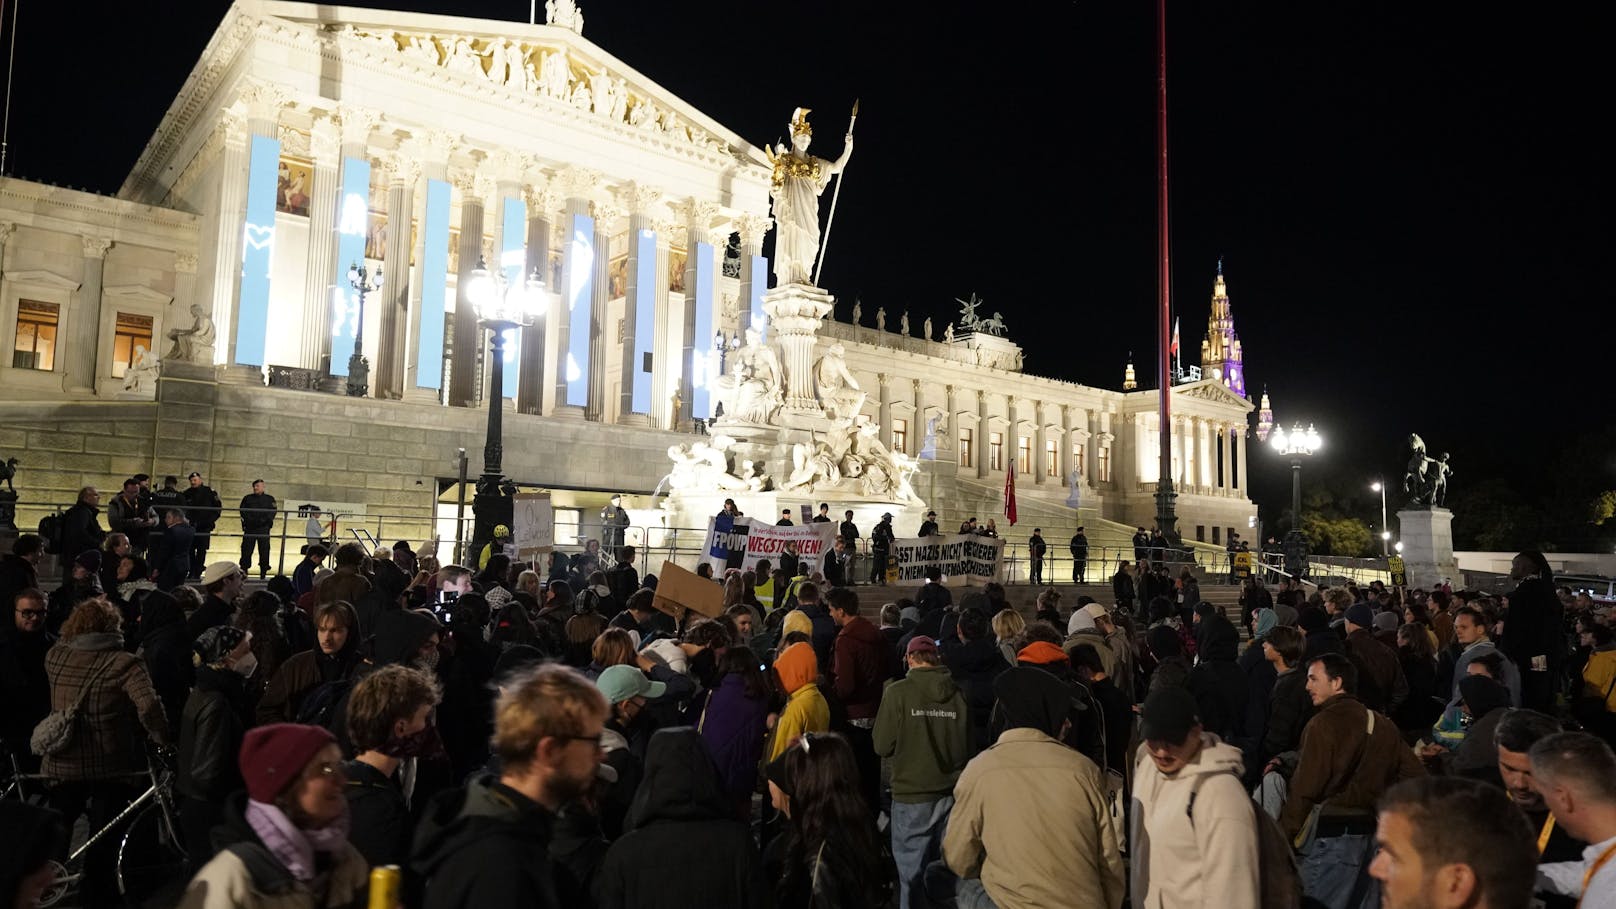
[
  {"xmin": 295, "ymin": 677, "xmax": 355, "ymax": 731},
  {"xmin": 37, "ymin": 513, "xmax": 64, "ymax": 555}
]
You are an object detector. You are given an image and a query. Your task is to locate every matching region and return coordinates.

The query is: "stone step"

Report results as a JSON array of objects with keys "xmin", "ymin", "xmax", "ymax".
[{"xmin": 846, "ymin": 582, "xmax": 1243, "ymax": 621}]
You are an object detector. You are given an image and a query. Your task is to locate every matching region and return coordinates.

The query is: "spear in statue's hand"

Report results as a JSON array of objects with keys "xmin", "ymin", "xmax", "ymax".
[{"xmin": 813, "ymin": 99, "xmax": 858, "ymax": 288}]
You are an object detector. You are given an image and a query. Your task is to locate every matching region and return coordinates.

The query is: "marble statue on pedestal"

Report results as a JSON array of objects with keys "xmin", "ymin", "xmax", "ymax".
[
  {"xmin": 943, "ymin": 323, "xmax": 955, "ymax": 343},
  {"xmin": 814, "ymin": 343, "xmax": 867, "ymax": 421},
  {"xmin": 923, "ymin": 316, "xmax": 932, "ymax": 340},
  {"xmin": 0, "ymin": 456, "xmax": 17, "ymax": 494},
  {"xmin": 876, "ymin": 307, "xmax": 886, "ymax": 332},
  {"xmin": 765, "ymin": 108, "xmax": 853, "ymax": 286},
  {"xmin": 783, "ymin": 420, "xmax": 857, "ymax": 491},
  {"xmin": 900, "ymin": 311, "xmax": 909, "ymax": 336},
  {"xmin": 713, "ymin": 327, "xmax": 783, "ymax": 424},
  {"xmin": 544, "ymin": 0, "xmax": 584, "ymax": 34},
  {"xmin": 165, "ymin": 304, "xmax": 215, "ymax": 364},
  {"xmin": 851, "ymin": 299, "xmax": 862, "ymax": 325},
  {"xmin": 667, "ymin": 436, "xmax": 751, "ymax": 492},
  {"xmin": 121, "ymin": 345, "xmax": 159, "ymax": 395}
]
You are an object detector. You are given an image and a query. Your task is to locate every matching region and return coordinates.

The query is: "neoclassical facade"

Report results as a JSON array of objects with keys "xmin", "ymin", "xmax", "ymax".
[{"xmin": 0, "ymin": 0, "xmax": 1256, "ymax": 556}]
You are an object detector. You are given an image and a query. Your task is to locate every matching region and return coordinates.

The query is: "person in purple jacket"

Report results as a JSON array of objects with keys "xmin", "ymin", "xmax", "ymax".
[{"xmin": 698, "ymin": 646, "xmax": 773, "ymax": 820}]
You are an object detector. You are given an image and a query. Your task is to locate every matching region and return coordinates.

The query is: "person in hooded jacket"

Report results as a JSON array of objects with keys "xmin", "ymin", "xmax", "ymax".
[
  {"xmin": 438, "ymin": 593, "xmax": 498, "ymax": 780},
  {"xmin": 1299, "ymin": 606, "xmax": 1345, "ymax": 664},
  {"xmin": 1188, "ymin": 609, "xmax": 1248, "ymax": 741},
  {"xmin": 1130, "ymin": 687, "xmax": 1261, "ymax": 909},
  {"xmin": 595, "ymin": 726, "xmax": 769, "ymax": 909},
  {"xmin": 697, "ymin": 646, "xmax": 772, "ymax": 820},
  {"xmin": 342, "ymin": 663, "xmax": 441, "ymax": 895},
  {"xmin": 257, "ymin": 602, "xmax": 363, "ymax": 727},
  {"xmin": 1417, "ymin": 674, "xmax": 1511, "ymax": 786},
  {"xmin": 1146, "ymin": 624, "xmax": 1192, "ymax": 697},
  {"xmin": 875, "ymin": 635, "xmax": 969, "ymax": 909},
  {"xmin": 177, "ymin": 625, "xmax": 257, "ymax": 874},
  {"xmin": 767, "ymin": 641, "xmax": 830, "ymax": 762},
  {"xmin": 940, "ymin": 606, "xmax": 1010, "ymax": 757},
  {"xmin": 412, "ymin": 664, "xmax": 609, "ymax": 909},
  {"xmin": 179, "ymin": 723, "xmax": 368, "ymax": 909}
]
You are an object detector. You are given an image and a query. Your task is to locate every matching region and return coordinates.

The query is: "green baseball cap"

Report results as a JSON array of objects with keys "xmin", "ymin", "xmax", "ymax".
[{"xmin": 594, "ymin": 664, "xmax": 666, "ymax": 705}]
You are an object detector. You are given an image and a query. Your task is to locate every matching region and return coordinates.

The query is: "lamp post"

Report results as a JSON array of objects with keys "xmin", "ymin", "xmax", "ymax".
[
  {"xmin": 1270, "ymin": 421, "xmax": 1321, "ymax": 581},
  {"xmin": 1370, "ymin": 479, "xmax": 1389, "ymax": 557},
  {"xmin": 345, "ymin": 262, "xmax": 381, "ymax": 397},
  {"xmin": 466, "ymin": 256, "xmax": 545, "ymax": 561}
]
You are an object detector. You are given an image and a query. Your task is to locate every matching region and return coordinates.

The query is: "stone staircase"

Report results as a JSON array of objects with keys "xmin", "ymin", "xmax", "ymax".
[{"xmin": 849, "ymin": 579, "xmax": 1245, "ymax": 628}]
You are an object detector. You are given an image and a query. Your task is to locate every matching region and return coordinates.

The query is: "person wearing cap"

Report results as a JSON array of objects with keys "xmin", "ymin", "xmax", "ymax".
[
  {"xmin": 593, "ymin": 664, "xmax": 664, "ymax": 839},
  {"xmin": 1069, "ymin": 526, "xmax": 1089, "ymax": 584},
  {"xmin": 777, "ymin": 508, "xmax": 795, "ymax": 527},
  {"xmin": 43, "ymin": 597, "xmax": 170, "ymax": 904},
  {"xmin": 180, "ymin": 723, "xmax": 368, "ymax": 909},
  {"xmin": 187, "ymin": 561, "xmax": 244, "ymax": 640},
  {"xmin": 176, "ymin": 625, "xmax": 255, "ymax": 873},
  {"xmin": 1131, "ymin": 687, "xmax": 1261, "ymax": 908},
  {"xmin": 413, "ymin": 664, "xmax": 608, "ymax": 909},
  {"xmin": 767, "ymin": 641, "xmax": 829, "ymax": 762},
  {"xmin": 1343, "ymin": 601, "xmax": 1408, "ymax": 715},
  {"xmin": 918, "ymin": 510, "xmax": 939, "ymax": 538},
  {"xmin": 181, "ymin": 472, "xmax": 222, "ymax": 579},
  {"xmin": 1066, "ymin": 601, "xmax": 1120, "ymax": 680},
  {"xmin": 875, "ymin": 633, "xmax": 969, "ymax": 908},
  {"xmin": 870, "ymin": 512, "xmax": 895, "ymax": 585},
  {"xmin": 939, "ymin": 665, "xmax": 1125, "ymax": 909}
]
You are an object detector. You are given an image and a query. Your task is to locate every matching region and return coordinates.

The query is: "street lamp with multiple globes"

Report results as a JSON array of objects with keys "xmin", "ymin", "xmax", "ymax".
[
  {"xmin": 345, "ymin": 262, "xmax": 381, "ymax": 397},
  {"xmin": 1370, "ymin": 479, "xmax": 1390, "ymax": 557},
  {"xmin": 1270, "ymin": 421, "xmax": 1321, "ymax": 580},
  {"xmin": 465, "ymin": 256, "xmax": 545, "ymax": 559}
]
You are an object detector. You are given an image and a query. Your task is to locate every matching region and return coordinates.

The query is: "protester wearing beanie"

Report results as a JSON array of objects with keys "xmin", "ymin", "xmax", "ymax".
[{"xmin": 179, "ymin": 723, "xmax": 367, "ymax": 909}]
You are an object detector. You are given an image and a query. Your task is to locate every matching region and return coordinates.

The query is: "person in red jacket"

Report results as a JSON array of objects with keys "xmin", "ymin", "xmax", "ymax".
[{"xmin": 827, "ymin": 586, "xmax": 891, "ymax": 811}]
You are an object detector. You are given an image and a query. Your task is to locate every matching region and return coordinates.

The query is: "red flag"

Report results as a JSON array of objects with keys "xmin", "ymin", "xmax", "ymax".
[
  {"xmin": 1004, "ymin": 457, "xmax": 1018, "ymax": 526},
  {"xmin": 1169, "ymin": 316, "xmax": 1180, "ymax": 355}
]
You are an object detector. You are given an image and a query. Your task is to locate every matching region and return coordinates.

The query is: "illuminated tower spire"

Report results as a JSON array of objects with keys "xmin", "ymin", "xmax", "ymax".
[
  {"xmin": 1123, "ymin": 352, "xmax": 1138, "ymax": 391},
  {"xmin": 1199, "ymin": 260, "xmax": 1246, "ymax": 396},
  {"xmin": 1255, "ymin": 386, "xmax": 1274, "ymax": 441}
]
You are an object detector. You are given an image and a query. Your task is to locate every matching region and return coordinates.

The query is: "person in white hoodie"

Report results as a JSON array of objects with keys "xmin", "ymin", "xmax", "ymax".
[{"xmin": 1130, "ymin": 686, "xmax": 1261, "ymax": 908}]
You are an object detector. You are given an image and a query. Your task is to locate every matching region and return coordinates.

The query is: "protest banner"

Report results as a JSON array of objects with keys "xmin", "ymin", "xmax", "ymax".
[
  {"xmin": 512, "ymin": 493, "xmax": 554, "ymax": 562},
  {"xmin": 701, "ymin": 516, "xmax": 836, "ymax": 575},
  {"xmin": 887, "ymin": 533, "xmax": 1005, "ymax": 585}
]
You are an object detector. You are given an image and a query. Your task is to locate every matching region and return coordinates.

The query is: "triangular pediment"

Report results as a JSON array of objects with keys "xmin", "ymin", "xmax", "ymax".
[{"xmin": 1174, "ymin": 379, "xmax": 1253, "ymax": 411}]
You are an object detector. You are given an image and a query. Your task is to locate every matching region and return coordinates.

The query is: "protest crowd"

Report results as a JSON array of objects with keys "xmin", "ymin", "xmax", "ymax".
[{"xmin": 2, "ymin": 487, "xmax": 1615, "ymax": 909}]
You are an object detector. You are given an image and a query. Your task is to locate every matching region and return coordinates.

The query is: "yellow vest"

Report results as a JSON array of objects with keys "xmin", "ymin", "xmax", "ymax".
[{"xmin": 756, "ymin": 577, "xmax": 775, "ymax": 610}]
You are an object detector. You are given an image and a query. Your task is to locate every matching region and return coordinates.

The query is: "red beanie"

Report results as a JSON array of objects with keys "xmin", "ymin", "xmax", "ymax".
[{"xmin": 239, "ymin": 723, "xmax": 336, "ymax": 803}]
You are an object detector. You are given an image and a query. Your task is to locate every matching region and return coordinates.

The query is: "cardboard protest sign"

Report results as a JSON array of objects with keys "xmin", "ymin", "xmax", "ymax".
[{"xmin": 650, "ymin": 560, "xmax": 724, "ymax": 621}]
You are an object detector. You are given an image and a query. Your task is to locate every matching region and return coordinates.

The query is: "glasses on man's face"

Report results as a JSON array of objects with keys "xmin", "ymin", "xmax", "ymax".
[
  {"xmin": 557, "ymin": 732, "xmax": 607, "ymax": 751},
  {"xmin": 16, "ymin": 609, "xmax": 45, "ymax": 620}
]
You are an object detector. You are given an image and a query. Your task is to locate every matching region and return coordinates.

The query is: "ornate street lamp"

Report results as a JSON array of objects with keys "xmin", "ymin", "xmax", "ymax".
[
  {"xmin": 1270, "ymin": 421, "xmax": 1321, "ymax": 581},
  {"xmin": 345, "ymin": 262, "xmax": 382, "ymax": 397},
  {"xmin": 466, "ymin": 256, "xmax": 545, "ymax": 558}
]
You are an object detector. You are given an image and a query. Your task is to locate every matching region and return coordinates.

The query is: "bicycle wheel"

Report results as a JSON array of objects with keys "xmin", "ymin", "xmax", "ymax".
[
  {"xmin": 116, "ymin": 802, "xmax": 187, "ymax": 905},
  {"xmin": 32, "ymin": 859, "xmax": 73, "ymax": 909}
]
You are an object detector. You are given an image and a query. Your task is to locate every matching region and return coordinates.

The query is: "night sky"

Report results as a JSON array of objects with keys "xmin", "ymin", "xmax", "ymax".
[{"xmin": 3, "ymin": 1, "xmax": 1609, "ymax": 529}]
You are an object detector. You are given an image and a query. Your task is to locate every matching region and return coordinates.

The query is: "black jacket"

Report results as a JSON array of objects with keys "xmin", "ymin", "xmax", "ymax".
[
  {"xmin": 940, "ymin": 636, "xmax": 1010, "ymax": 756},
  {"xmin": 1393, "ymin": 652, "xmax": 1442, "ymax": 736},
  {"xmin": 238, "ymin": 492, "xmax": 277, "ymax": 534},
  {"xmin": 1069, "ymin": 533, "xmax": 1088, "ymax": 557},
  {"xmin": 139, "ymin": 592, "xmax": 194, "ymax": 740},
  {"xmin": 595, "ymin": 728, "xmax": 767, "ymax": 909},
  {"xmin": 0, "ymin": 623, "xmax": 54, "ymax": 752},
  {"xmin": 1188, "ymin": 616, "xmax": 1249, "ymax": 740},
  {"xmin": 60, "ymin": 502, "xmax": 105, "ymax": 562},
  {"xmin": 1113, "ymin": 572, "xmax": 1136, "ymax": 605},
  {"xmin": 149, "ymin": 522, "xmax": 194, "ymax": 590},
  {"xmin": 413, "ymin": 774, "xmax": 563, "ymax": 909},
  {"xmin": 0, "ymin": 552, "xmax": 39, "ymax": 613},
  {"xmin": 872, "ymin": 520, "xmax": 895, "ymax": 550},
  {"xmin": 344, "ymin": 759, "xmax": 413, "ymax": 868},
  {"xmin": 176, "ymin": 666, "xmax": 251, "ymax": 802},
  {"xmin": 1499, "ymin": 577, "xmax": 1565, "ymax": 675},
  {"xmin": 1261, "ymin": 666, "xmax": 1313, "ymax": 762},
  {"xmin": 186, "ymin": 594, "xmax": 236, "ymax": 642},
  {"xmin": 180, "ymin": 485, "xmax": 221, "ymax": 532}
]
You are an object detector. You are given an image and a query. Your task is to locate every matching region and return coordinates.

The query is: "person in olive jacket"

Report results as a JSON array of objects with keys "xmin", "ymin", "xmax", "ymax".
[{"xmin": 176, "ymin": 626, "xmax": 256, "ymax": 874}]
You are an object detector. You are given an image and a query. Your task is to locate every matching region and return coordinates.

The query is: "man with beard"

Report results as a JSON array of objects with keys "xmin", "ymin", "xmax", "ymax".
[
  {"xmin": 1491, "ymin": 710, "xmax": 1585, "ymax": 907},
  {"xmin": 412, "ymin": 664, "xmax": 608, "ymax": 909},
  {"xmin": 0, "ymin": 588, "xmax": 54, "ymax": 772},
  {"xmin": 1368, "ymin": 777, "xmax": 1537, "ymax": 909}
]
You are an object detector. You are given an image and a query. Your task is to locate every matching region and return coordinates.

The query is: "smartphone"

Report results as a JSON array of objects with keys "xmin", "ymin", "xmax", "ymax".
[{"xmin": 439, "ymin": 589, "xmax": 460, "ymax": 605}]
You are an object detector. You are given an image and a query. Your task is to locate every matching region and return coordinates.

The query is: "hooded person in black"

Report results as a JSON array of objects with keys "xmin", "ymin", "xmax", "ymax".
[
  {"xmin": 440, "ymin": 594, "xmax": 499, "ymax": 780},
  {"xmin": 1188, "ymin": 611, "xmax": 1249, "ymax": 740},
  {"xmin": 594, "ymin": 727, "xmax": 768, "ymax": 909},
  {"xmin": 353, "ymin": 558, "xmax": 409, "ymax": 640},
  {"xmin": 939, "ymin": 606, "xmax": 1010, "ymax": 757},
  {"xmin": 990, "ymin": 666, "xmax": 1074, "ymax": 740},
  {"xmin": 137, "ymin": 589, "xmax": 195, "ymax": 741}
]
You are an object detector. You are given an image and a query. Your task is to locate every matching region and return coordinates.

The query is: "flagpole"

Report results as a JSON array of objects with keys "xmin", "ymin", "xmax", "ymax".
[{"xmin": 813, "ymin": 99, "xmax": 857, "ymax": 287}]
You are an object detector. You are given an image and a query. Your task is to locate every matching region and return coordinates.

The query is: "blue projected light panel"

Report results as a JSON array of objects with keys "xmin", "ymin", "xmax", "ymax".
[
  {"xmin": 235, "ymin": 134, "xmax": 281, "ymax": 366},
  {"xmin": 499, "ymin": 198, "xmax": 527, "ymax": 399},
  {"xmin": 631, "ymin": 229, "xmax": 656, "ymax": 412},
  {"xmin": 328, "ymin": 157, "xmax": 372, "ymax": 376},
  {"xmin": 690, "ymin": 241, "xmax": 715, "ymax": 419},
  {"xmin": 565, "ymin": 213, "xmax": 594, "ymax": 406},
  {"xmin": 416, "ymin": 179, "xmax": 451, "ymax": 390},
  {"xmin": 750, "ymin": 255, "xmax": 768, "ymax": 340}
]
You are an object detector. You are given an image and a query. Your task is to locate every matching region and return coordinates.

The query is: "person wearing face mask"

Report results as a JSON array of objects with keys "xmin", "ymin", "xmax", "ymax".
[
  {"xmin": 177, "ymin": 625, "xmax": 257, "ymax": 874},
  {"xmin": 179, "ymin": 723, "xmax": 368, "ymax": 909},
  {"xmin": 342, "ymin": 664, "xmax": 442, "ymax": 880},
  {"xmin": 593, "ymin": 664, "xmax": 664, "ymax": 839}
]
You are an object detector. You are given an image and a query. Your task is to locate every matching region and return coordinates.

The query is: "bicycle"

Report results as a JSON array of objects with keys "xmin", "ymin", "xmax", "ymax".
[
  {"xmin": 35, "ymin": 743, "xmax": 188, "ymax": 908},
  {"xmin": 1, "ymin": 748, "xmax": 52, "ymax": 806}
]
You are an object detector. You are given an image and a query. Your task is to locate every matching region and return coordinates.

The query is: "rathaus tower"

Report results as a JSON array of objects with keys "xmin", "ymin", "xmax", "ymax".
[{"xmin": 1199, "ymin": 261, "xmax": 1246, "ymax": 397}]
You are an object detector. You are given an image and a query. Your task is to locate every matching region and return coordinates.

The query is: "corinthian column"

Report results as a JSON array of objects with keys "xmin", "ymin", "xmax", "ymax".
[
  {"xmin": 448, "ymin": 169, "xmax": 488, "ymax": 408},
  {"xmin": 976, "ymin": 390, "xmax": 990, "ymax": 480},
  {"xmin": 1034, "ymin": 401, "xmax": 1048, "ymax": 485},
  {"xmin": 588, "ymin": 198, "xmax": 619, "ymax": 422},
  {"xmin": 519, "ymin": 182, "xmax": 559, "ymax": 415},
  {"xmin": 299, "ymin": 116, "xmax": 340, "ymax": 371},
  {"xmin": 66, "ymin": 236, "xmax": 111, "ymax": 393},
  {"xmin": 376, "ymin": 153, "xmax": 419, "ymax": 399}
]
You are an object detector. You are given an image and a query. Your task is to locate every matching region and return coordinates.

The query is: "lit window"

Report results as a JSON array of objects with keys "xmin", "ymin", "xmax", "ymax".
[
  {"xmin": 1017, "ymin": 437, "xmax": 1031, "ymax": 474},
  {"xmin": 1098, "ymin": 445, "xmax": 1111, "ymax": 483},
  {"xmin": 893, "ymin": 418, "xmax": 908, "ymax": 454},
  {"xmin": 110, "ymin": 312, "xmax": 154, "ymax": 378},
  {"xmin": 959, "ymin": 428, "xmax": 973, "ymax": 468},
  {"xmin": 1074, "ymin": 442, "xmax": 1085, "ymax": 477},
  {"xmin": 1045, "ymin": 439, "xmax": 1059, "ymax": 477},
  {"xmin": 990, "ymin": 432, "xmax": 1004, "ymax": 471},
  {"xmin": 13, "ymin": 300, "xmax": 59, "ymax": 371}
]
